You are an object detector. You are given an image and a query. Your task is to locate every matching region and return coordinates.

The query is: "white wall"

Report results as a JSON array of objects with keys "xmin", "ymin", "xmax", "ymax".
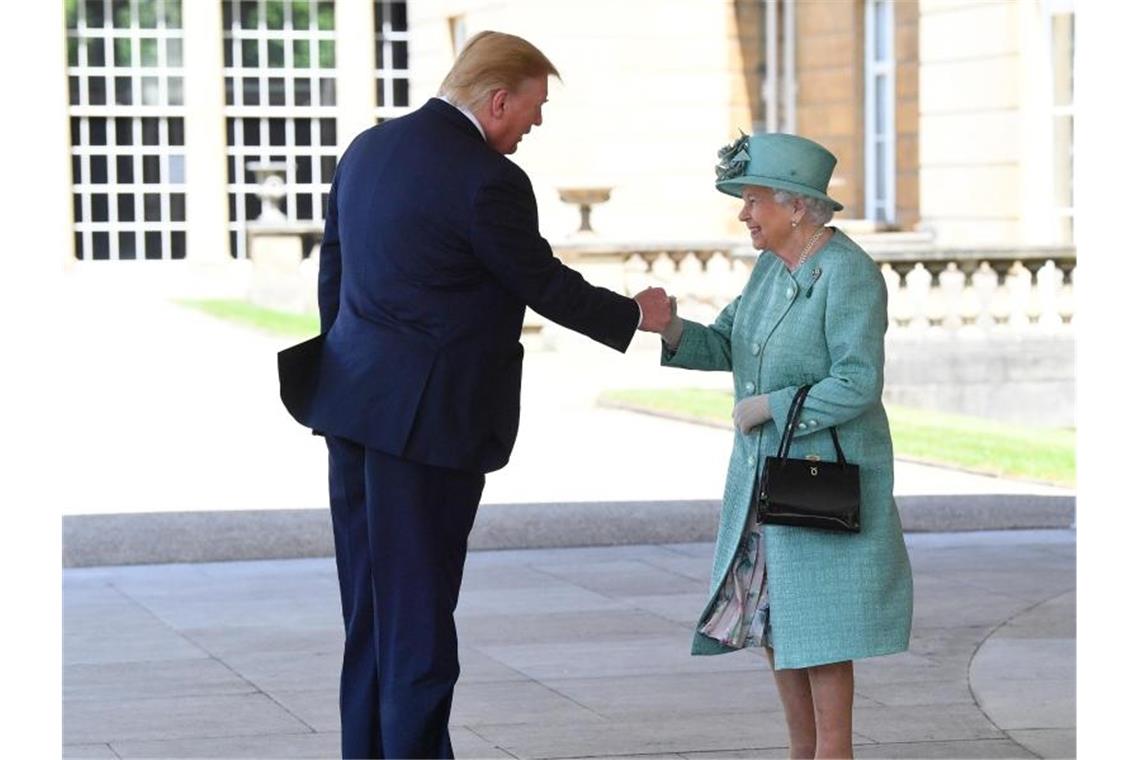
[{"xmin": 410, "ymin": 0, "xmax": 747, "ymax": 243}]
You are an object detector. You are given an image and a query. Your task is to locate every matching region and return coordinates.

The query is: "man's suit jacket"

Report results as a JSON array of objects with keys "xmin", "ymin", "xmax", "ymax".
[{"xmin": 279, "ymin": 98, "xmax": 639, "ymax": 474}]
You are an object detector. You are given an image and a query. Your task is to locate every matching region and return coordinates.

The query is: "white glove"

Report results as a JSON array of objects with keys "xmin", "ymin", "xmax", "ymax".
[
  {"xmin": 662, "ymin": 296, "xmax": 684, "ymax": 349},
  {"xmin": 733, "ymin": 394, "xmax": 772, "ymax": 434}
]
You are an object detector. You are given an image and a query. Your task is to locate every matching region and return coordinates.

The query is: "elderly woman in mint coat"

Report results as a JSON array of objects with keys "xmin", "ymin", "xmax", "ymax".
[{"xmin": 652, "ymin": 133, "xmax": 912, "ymax": 759}]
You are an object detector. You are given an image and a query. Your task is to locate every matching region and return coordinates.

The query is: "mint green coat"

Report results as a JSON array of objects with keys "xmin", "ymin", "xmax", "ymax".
[{"xmin": 663, "ymin": 230, "xmax": 913, "ymax": 670}]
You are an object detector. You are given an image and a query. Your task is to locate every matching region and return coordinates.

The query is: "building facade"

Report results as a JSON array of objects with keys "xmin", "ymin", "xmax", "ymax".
[{"xmin": 51, "ymin": 0, "xmax": 1075, "ymax": 271}]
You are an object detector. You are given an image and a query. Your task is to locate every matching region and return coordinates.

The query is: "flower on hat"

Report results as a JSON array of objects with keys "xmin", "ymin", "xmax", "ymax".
[{"xmin": 715, "ymin": 131, "xmax": 750, "ymax": 181}]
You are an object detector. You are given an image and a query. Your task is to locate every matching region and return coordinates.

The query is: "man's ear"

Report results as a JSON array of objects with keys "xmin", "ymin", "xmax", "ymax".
[{"xmin": 489, "ymin": 88, "xmax": 509, "ymax": 119}]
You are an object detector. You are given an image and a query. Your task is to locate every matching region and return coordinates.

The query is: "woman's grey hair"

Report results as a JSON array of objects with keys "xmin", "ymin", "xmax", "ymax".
[{"xmin": 772, "ymin": 189, "xmax": 835, "ymax": 226}]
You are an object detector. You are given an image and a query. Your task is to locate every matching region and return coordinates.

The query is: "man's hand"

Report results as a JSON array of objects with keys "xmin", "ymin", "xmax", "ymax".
[
  {"xmin": 634, "ymin": 287, "xmax": 673, "ymax": 332},
  {"xmin": 733, "ymin": 395, "xmax": 772, "ymax": 434}
]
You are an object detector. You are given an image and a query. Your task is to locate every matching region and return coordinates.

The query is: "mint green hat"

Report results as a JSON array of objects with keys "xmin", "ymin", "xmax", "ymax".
[{"xmin": 715, "ymin": 131, "xmax": 843, "ymax": 211}]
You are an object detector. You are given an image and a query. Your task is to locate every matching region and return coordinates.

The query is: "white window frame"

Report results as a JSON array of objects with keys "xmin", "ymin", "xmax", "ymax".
[
  {"xmin": 864, "ymin": 0, "xmax": 896, "ymax": 225},
  {"xmin": 66, "ymin": 0, "xmax": 188, "ymax": 261},
  {"xmin": 221, "ymin": 0, "xmax": 339, "ymax": 258},
  {"xmin": 1043, "ymin": 0, "xmax": 1075, "ymax": 245},
  {"xmin": 375, "ymin": 1, "xmax": 412, "ymax": 122}
]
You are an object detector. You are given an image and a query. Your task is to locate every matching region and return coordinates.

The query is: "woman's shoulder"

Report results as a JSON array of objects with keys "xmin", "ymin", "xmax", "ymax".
[{"xmin": 819, "ymin": 229, "xmax": 881, "ymax": 281}]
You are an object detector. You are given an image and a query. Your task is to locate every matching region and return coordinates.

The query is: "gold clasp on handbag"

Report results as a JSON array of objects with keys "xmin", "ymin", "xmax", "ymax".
[{"xmin": 810, "ymin": 466, "xmax": 818, "ymax": 476}]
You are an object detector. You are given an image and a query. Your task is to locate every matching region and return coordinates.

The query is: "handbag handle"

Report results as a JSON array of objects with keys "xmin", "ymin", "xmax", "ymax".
[{"xmin": 774, "ymin": 384, "xmax": 848, "ymax": 467}]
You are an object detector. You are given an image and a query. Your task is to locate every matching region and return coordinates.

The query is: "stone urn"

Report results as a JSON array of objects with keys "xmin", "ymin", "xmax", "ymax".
[{"xmin": 557, "ymin": 187, "xmax": 612, "ymax": 235}]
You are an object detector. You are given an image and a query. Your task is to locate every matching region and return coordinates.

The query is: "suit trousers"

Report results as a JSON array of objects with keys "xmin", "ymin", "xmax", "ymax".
[{"xmin": 326, "ymin": 435, "xmax": 484, "ymax": 759}]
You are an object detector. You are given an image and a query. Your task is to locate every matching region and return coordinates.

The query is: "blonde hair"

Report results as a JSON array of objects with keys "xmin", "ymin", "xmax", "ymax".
[{"xmin": 438, "ymin": 31, "xmax": 561, "ymax": 111}]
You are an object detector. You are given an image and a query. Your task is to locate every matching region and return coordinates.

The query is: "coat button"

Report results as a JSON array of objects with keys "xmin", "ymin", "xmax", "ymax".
[
  {"xmin": 747, "ymin": 455, "xmax": 755, "ymax": 466},
  {"xmin": 786, "ymin": 287, "xmax": 795, "ymax": 299},
  {"xmin": 797, "ymin": 422, "xmax": 807, "ymax": 430},
  {"xmin": 744, "ymin": 382, "xmax": 755, "ymax": 393},
  {"xmin": 808, "ymin": 419, "xmax": 818, "ymax": 427},
  {"xmin": 751, "ymin": 343, "xmax": 760, "ymax": 355}
]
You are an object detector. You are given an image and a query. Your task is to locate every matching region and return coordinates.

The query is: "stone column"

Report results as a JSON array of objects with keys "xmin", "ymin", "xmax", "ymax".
[
  {"xmin": 182, "ymin": 0, "xmax": 231, "ymax": 263},
  {"xmin": 336, "ymin": 0, "xmax": 378, "ymax": 154}
]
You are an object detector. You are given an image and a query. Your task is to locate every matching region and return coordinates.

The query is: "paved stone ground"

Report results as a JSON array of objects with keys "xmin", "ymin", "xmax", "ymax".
[{"xmin": 63, "ymin": 529, "xmax": 1074, "ymax": 759}]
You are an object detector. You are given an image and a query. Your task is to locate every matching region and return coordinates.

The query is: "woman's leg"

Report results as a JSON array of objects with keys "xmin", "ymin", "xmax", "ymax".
[
  {"xmin": 766, "ymin": 648, "xmax": 816, "ymax": 759},
  {"xmin": 806, "ymin": 660, "xmax": 854, "ymax": 759}
]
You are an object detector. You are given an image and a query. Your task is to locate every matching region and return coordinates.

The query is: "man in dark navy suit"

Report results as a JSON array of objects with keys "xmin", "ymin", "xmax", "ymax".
[{"xmin": 279, "ymin": 31, "xmax": 672, "ymax": 758}]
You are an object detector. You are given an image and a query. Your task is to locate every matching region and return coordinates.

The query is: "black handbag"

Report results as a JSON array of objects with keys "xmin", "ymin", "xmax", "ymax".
[{"xmin": 756, "ymin": 385, "xmax": 861, "ymax": 532}]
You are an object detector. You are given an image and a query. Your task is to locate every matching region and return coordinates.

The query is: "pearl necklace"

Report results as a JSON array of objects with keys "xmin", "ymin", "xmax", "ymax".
[{"xmin": 793, "ymin": 225, "xmax": 827, "ymax": 271}]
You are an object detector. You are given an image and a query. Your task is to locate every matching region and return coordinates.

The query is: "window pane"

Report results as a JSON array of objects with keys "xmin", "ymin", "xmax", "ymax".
[
  {"xmin": 319, "ymin": 40, "xmax": 335, "ymax": 68},
  {"xmin": 319, "ymin": 118, "xmax": 336, "ymax": 145},
  {"xmin": 167, "ymin": 38, "xmax": 183, "ymax": 66},
  {"xmin": 169, "ymin": 117, "xmax": 185, "ymax": 146},
  {"xmin": 169, "ymin": 154, "xmax": 185, "ymax": 183},
  {"xmin": 242, "ymin": 39, "xmax": 259, "ymax": 67},
  {"xmin": 139, "ymin": 0, "xmax": 158, "ymax": 28},
  {"xmin": 141, "ymin": 38, "xmax": 158, "ymax": 67},
  {"xmin": 296, "ymin": 155, "xmax": 312, "ymax": 182},
  {"xmin": 90, "ymin": 155, "xmax": 108, "ymax": 184},
  {"xmin": 144, "ymin": 193, "xmax": 162, "ymax": 221},
  {"xmin": 171, "ymin": 230, "xmax": 186, "ymax": 259},
  {"xmin": 115, "ymin": 76, "xmax": 132, "ymax": 105},
  {"xmin": 116, "ymin": 117, "xmax": 133, "ymax": 145},
  {"xmin": 241, "ymin": 1, "xmax": 259, "ymax": 29},
  {"xmin": 243, "ymin": 77, "xmax": 259, "ymax": 105},
  {"xmin": 267, "ymin": 0, "xmax": 285, "ymax": 29},
  {"xmin": 319, "ymin": 77, "xmax": 335, "ymax": 106},
  {"xmin": 171, "ymin": 192, "xmax": 186, "ymax": 221},
  {"xmin": 117, "ymin": 155, "xmax": 134, "ymax": 182},
  {"xmin": 142, "ymin": 118, "xmax": 160, "ymax": 145},
  {"xmin": 87, "ymin": 38, "xmax": 106, "ymax": 67},
  {"xmin": 69, "ymin": 37, "xmax": 79, "ymax": 66},
  {"xmin": 144, "ymin": 155, "xmax": 161, "ymax": 183},
  {"xmin": 88, "ymin": 76, "xmax": 106, "ymax": 105},
  {"xmin": 243, "ymin": 119, "xmax": 260, "ymax": 146},
  {"xmin": 145, "ymin": 230, "xmax": 162, "ymax": 259},
  {"xmin": 118, "ymin": 231, "xmax": 137, "ymax": 259},
  {"xmin": 295, "ymin": 119, "xmax": 311, "ymax": 145},
  {"xmin": 168, "ymin": 77, "xmax": 183, "ymax": 105},
  {"xmin": 294, "ymin": 77, "xmax": 311, "ymax": 106},
  {"xmin": 293, "ymin": 0, "xmax": 311, "ymax": 29},
  {"xmin": 69, "ymin": 76, "xmax": 81, "ymax": 106},
  {"xmin": 269, "ymin": 76, "xmax": 286, "ymax": 105},
  {"xmin": 269, "ymin": 118, "xmax": 286, "ymax": 145},
  {"xmin": 392, "ymin": 41, "xmax": 408, "ymax": 69},
  {"xmin": 141, "ymin": 76, "xmax": 160, "ymax": 105},
  {"xmin": 112, "ymin": 0, "xmax": 131, "ymax": 27},
  {"xmin": 320, "ymin": 155, "xmax": 336, "ymax": 182},
  {"xmin": 89, "ymin": 118, "xmax": 108, "ymax": 145},
  {"xmin": 317, "ymin": 2, "xmax": 334, "ymax": 30},
  {"xmin": 293, "ymin": 40, "xmax": 310, "ymax": 67},
  {"xmin": 92, "ymin": 194, "xmax": 109, "ymax": 222},
  {"xmin": 93, "ymin": 232, "xmax": 110, "ymax": 260},
  {"xmin": 394, "ymin": 79, "xmax": 408, "ymax": 107},
  {"xmin": 268, "ymin": 39, "xmax": 284, "ymax": 67},
  {"xmin": 392, "ymin": 2, "xmax": 407, "ymax": 31},
  {"xmin": 86, "ymin": 0, "xmax": 106, "ymax": 28},
  {"xmin": 118, "ymin": 193, "xmax": 135, "ymax": 221},
  {"xmin": 114, "ymin": 38, "xmax": 132, "ymax": 66},
  {"xmin": 165, "ymin": 0, "xmax": 183, "ymax": 28}
]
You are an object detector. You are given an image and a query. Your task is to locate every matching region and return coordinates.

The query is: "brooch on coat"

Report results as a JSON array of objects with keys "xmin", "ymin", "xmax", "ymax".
[{"xmin": 805, "ymin": 266, "xmax": 822, "ymax": 298}]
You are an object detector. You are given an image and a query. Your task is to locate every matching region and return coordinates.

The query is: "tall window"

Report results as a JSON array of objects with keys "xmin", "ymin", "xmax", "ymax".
[
  {"xmin": 1048, "ymin": 3, "xmax": 1074, "ymax": 244},
  {"xmin": 222, "ymin": 0, "xmax": 338, "ymax": 258},
  {"xmin": 864, "ymin": 0, "xmax": 896, "ymax": 225},
  {"xmin": 375, "ymin": 1, "xmax": 410, "ymax": 122},
  {"xmin": 66, "ymin": 0, "xmax": 188, "ymax": 261},
  {"xmin": 755, "ymin": 0, "xmax": 796, "ymax": 134}
]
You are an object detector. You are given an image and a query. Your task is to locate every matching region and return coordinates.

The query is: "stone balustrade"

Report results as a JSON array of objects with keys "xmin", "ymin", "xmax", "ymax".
[{"xmin": 554, "ymin": 238, "xmax": 1077, "ymax": 333}]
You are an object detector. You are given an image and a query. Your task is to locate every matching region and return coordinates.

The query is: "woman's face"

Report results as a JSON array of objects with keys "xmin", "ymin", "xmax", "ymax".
[{"xmin": 738, "ymin": 186, "xmax": 794, "ymax": 252}]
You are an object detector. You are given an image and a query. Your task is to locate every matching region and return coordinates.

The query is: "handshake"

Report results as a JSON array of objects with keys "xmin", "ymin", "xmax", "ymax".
[{"xmin": 633, "ymin": 287, "xmax": 683, "ymax": 347}]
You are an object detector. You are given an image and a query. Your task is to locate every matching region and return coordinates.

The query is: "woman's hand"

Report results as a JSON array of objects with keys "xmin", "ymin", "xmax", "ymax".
[{"xmin": 733, "ymin": 394, "xmax": 772, "ymax": 434}]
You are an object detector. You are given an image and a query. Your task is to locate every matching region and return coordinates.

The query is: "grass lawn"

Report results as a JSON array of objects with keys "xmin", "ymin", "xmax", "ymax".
[
  {"xmin": 178, "ymin": 299, "xmax": 319, "ymax": 338},
  {"xmin": 599, "ymin": 388, "xmax": 1074, "ymax": 487}
]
